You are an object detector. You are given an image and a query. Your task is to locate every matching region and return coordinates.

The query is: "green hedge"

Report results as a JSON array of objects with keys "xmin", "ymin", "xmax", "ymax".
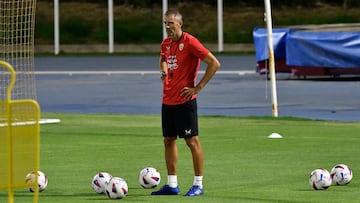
[
  {"xmin": 38, "ymin": 0, "xmax": 360, "ymax": 7},
  {"xmin": 35, "ymin": 1, "xmax": 360, "ymax": 44}
]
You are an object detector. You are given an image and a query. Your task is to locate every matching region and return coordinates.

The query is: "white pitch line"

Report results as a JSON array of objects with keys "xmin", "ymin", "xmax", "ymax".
[
  {"xmin": 0, "ymin": 119, "xmax": 61, "ymax": 127},
  {"xmin": 34, "ymin": 70, "xmax": 256, "ymax": 76}
]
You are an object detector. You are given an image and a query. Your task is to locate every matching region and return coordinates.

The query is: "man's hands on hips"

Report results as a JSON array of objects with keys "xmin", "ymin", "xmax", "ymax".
[{"xmin": 180, "ymin": 87, "xmax": 200, "ymax": 100}]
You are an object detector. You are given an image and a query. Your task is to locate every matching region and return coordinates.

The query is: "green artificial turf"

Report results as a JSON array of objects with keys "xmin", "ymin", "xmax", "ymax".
[{"xmin": 1, "ymin": 113, "xmax": 359, "ymax": 203}]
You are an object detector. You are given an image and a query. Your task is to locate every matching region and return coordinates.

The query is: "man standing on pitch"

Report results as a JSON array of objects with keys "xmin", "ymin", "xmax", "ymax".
[{"xmin": 151, "ymin": 9, "xmax": 220, "ymax": 196}]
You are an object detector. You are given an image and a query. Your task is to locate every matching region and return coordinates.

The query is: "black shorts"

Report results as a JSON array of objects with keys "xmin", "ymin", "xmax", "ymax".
[{"xmin": 162, "ymin": 99, "xmax": 198, "ymax": 138}]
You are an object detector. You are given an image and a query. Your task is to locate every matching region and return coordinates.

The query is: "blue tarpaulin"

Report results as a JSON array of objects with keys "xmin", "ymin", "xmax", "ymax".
[
  {"xmin": 253, "ymin": 26, "xmax": 360, "ymax": 68},
  {"xmin": 286, "ymin": 30, "xmax": 360, "ymax": 68},
  {"xmin": 253, "ymin": 27, "xmax": 289, "ymax": 62}
]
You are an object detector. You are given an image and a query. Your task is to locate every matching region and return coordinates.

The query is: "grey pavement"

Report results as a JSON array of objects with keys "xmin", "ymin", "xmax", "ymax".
[{"xmin": 35, "ymin": 56, "xmax": 360, "ymax": 122}]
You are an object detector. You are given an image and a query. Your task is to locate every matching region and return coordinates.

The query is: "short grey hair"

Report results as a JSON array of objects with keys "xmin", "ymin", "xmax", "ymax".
[{"xmin": 165, "ymin": 9, "xmax": 183, "ymax": 24}]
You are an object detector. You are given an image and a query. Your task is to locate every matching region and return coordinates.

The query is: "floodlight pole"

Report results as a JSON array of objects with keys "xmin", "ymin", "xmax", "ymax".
[
  {"xmin": 162, "ymin": 0, "xmax": 168, "ymax": 39},
  {"xmin": 217, "ymin": 0, "xmax": 223, "ymax": 52},
  {"xmin": 264, "ymin": 0, "xmax": 279, "ymax": 117},
  {"xmin": 108, "ymin": 0, "xmax": 114, "ymax": 53},
  {"xmin": 54, "ymin": 0, "xmax": 59, "ymax": 55}
]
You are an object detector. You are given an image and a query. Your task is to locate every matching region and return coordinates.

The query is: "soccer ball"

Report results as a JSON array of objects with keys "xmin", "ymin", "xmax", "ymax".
[
  {"xmin": 330, "ymin": 164, "xmax": 353, "ymax": 186},
  {"xmin": 105, "ymin": 177, "xmax": 128, "ymax": 199},
  {"xmin": 309, "ymin": 168, "xmax": 332, "ymax": 190},
  {"xmin": 138, "ymin": 167, "xmax": 161, "ymax": 189},
  {"xmin": 91, "ymin": 172, "xmax": 113, "ymax": 194},
  {"xmin": 25, "ymin": 171, "xmax": 48, "ymax": 192}
]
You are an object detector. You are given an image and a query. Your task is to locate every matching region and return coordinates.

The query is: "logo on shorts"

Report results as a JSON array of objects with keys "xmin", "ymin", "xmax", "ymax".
[{"xmin": 185, "ymin": 129, "xmax": 192, "ymax": 135}]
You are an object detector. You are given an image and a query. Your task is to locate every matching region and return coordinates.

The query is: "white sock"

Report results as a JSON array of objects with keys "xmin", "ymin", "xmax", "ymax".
[
  {"xmin": 167, "ymin": 175, "xmax": 178, "ymax": 188},
  {"xmin": 193, "ymin": 176, "xmax": 203, "ymax": 188}
]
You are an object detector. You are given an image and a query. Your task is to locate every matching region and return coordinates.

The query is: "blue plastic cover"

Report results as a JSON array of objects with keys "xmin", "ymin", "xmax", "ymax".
[
  {"xmin": 253, "ymin": 27, "xmax": 289, "ymax": 61},
  {"xmin": 286, "ymin": 30, "xmax": 360, "ymax": 68},
  {"xmin": 253, "ymin": 27, "xmax": 360, "ymax": 68}
]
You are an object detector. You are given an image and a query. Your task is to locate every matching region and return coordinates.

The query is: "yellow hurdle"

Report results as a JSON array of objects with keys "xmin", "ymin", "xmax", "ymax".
[{"xmin": 0, "ymin": 61, "xmax": 40, "ymax": 203}]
